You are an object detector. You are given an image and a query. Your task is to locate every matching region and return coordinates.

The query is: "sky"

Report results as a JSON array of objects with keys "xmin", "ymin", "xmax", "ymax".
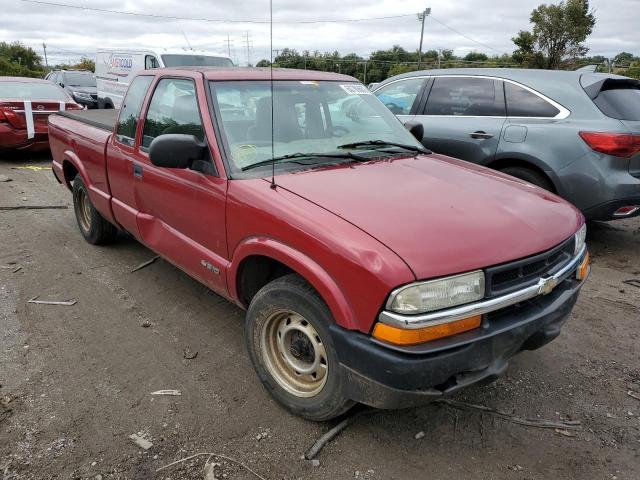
[{"xmin": 0, "ymin": 0, "xmax": 638, "ymax": 67}]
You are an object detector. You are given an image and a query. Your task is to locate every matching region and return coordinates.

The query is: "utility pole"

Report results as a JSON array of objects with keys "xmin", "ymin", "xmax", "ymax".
[
  {"xmin": 224, "ymin": 33, "xmax": 233, "ymax": 58},
  {"xmin": 363, "ymin": 61, "xmax": 367, "ymax": 85},
  {"xmin": 417, "ymin": 7, "xmax": 431, "ymax": 69},
  {"xmin": 42, "ymin": 42, "xmax": 48, "ymax": 68},
  {"xmin": 243, "ymin": 31, "xmax": 253, "ymax": 67}
]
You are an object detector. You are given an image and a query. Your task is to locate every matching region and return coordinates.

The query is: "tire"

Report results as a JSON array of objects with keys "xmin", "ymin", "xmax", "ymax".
[
  {"xmin": 499, "ymin": 166, "xmax": 554, "ymax": 192},
  {"xmin": 245, "ymin": 274, "xmax": 354, "ymax": 421},
  {"xmin": 72, "ymin": 174, "xmax": 118, "ymax": 245}
]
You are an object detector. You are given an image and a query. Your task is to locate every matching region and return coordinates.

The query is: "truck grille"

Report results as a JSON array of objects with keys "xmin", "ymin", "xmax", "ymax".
[{"xmin": 484, "ymin": 236, "xmax": 575, "ymax": 298}]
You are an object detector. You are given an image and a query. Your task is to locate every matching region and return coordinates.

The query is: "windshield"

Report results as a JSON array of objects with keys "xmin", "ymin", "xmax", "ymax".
[
  {"xmin": 0, "ymin": 81, "xmax": 69, "ymax": 101},
  {"xmin": 210, "ymin": 80, "xmax": 425, "ymax": 174},
  {"xmin": 161, "ymin": 54, "xmax": 233, "ymax": 67},
  {"xmin": 63, "ymin": 72, "xmax": 96, "ymax": 87}
]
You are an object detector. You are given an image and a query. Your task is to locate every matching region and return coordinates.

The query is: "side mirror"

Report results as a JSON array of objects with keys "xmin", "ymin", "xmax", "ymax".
[
  {"xmin": 149, "ymin": 134, "xmax": 207, "ymax": 169},
  {"xmin": 60, "ymin": 83, "xmax": 64, "ymax": 88},
  {"xmin": 404, "ymin": 121, "xmax": 424, "ymax": 142}
]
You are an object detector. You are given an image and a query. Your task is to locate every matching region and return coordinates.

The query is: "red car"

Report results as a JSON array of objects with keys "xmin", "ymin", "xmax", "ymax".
[
  {"xmin": 0, "ymin": 76, "xmax": 82, "ymax": 152},
  {"xmin": 48, "ymin": 68, "xmax": 589, "ymax": 420}
]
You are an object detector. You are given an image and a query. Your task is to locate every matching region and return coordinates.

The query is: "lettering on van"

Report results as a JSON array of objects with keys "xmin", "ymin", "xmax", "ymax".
[{"xmin": 104, "ymin": 54, "xmax": 133, "ymax": 77}]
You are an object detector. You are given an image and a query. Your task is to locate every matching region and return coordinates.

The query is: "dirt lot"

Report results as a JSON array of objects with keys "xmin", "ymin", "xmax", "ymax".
[{"xmin": 0, "ymin": 152, "xmax": 639, "ymax": 480}]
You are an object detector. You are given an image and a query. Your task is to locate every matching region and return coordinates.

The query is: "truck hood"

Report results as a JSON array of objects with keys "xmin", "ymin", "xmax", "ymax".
[{"xmin": 274, "ymin": 154, "xmax": 583, "ymax": 280}]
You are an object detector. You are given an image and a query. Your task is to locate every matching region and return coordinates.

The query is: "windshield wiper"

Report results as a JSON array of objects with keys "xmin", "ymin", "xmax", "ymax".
[
  {"xmin": 337, "ymin": 139, "xmax": 430, "ymax": 154},
  {"xmin": 241, "ymin": 151, "xmax": 369, "ymax": 172}
]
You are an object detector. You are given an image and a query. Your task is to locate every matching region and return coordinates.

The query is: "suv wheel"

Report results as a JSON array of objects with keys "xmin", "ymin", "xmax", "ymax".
[
  {"xmin": 500, "ymin": 166, "xmax": 553, "ymax": 192},
  {"xmin": 245, "ymin": 274, "xmax": 354, "ymax": 421}
]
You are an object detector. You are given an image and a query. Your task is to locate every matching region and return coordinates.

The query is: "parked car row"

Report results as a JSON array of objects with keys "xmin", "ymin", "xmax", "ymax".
[
  {"xmin": 45, "ymin": 69, "xmax": 98, "ymax": 109},
  {"xmin": 373, "ymin": 68, "xmax": 640, "ymax": 220},
  {"xmin": 48, "ymin": 66, "xmax": 590, "ymax": 420}
]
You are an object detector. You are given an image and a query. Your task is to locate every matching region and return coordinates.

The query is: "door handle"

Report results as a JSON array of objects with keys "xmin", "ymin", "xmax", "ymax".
[
  {"xmin": 133, "ymin": 163, "xmax": 143, "ymax": 178},
  {"xmin": 469, "ymin": 131, "xmax": 494, "ymax": 139}
]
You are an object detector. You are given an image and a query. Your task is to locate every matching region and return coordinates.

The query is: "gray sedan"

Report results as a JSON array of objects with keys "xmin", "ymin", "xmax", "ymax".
[{"xmin": 374, "ymin": 68, "xmax": 640, "ymax": 221}]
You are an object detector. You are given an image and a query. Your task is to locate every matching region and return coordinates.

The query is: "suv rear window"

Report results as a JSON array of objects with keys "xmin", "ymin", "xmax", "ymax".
[
  {"xmin": 504, "ymin": 82, "xmax": 560, "ymax": 118},
  {"xmin": 593, "ymin": 85, "xmax": 640, "ymax": 121}
]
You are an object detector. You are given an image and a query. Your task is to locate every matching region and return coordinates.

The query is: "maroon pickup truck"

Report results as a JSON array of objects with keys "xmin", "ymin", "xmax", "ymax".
[{"xmin": 49, "ymin": 67, "xmax": 590, "ymax": 420}]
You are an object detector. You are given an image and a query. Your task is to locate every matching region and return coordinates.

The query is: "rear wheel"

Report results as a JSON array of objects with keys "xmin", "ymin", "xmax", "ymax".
[
  {"xmin": 245, "ymin": 274, "xmax": 354, "ymax": 421},
  {"xmin": 499, "ymin": 166, "xmax": 554, "ymax": 192},
  {"xmin": 72, "ymin": 174, "xmax": 117, "ymax": 245}
]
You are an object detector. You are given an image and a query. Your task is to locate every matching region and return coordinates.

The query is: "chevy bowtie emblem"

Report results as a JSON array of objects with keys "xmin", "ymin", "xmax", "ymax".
[
  {"xmin": 538, "ymin": 276, "xmax": 558, "ymax": 295},
  {"xmin": 36, "ymin": 105, "xmax": 44, "ymax": 111}
]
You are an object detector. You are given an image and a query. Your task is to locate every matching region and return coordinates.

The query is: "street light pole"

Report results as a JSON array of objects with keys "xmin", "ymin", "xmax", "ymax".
[{"xmin": 417, "ymin": 7, "xmax": 431, "ymax": 70}]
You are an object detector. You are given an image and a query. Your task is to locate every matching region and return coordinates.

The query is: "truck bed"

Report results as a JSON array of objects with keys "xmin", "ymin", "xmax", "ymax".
[{"xmin": 56, "ymin": 109, "xmax": 118, "ymax": 132}]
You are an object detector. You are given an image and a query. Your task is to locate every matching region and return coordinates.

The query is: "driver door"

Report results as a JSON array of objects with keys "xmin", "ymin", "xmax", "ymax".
[{"xmin": 130, "ymin": 74, "xmax": 229, "ymax": 294}]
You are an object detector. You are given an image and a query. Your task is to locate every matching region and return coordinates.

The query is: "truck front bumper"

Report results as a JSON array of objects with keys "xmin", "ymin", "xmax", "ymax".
[{"xmin": 330, "ymin": 274, "xmax": 585, "ymax": 409}]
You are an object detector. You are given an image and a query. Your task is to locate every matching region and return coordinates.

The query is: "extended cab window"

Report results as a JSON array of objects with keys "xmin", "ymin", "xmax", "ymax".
[
  {"xmin": 505, "ymin": 82, "xmax": 560, "ymax": 118},
  {"xmin": 374, "ymin": 78, "xmax": 424, "ymax": 115},
  {"xmin": 424, "ymin": 77, "xmax": 505, "ymax": 116},
  {"xmin": 116, "ymin": 76, "xmax": 153, "ymax": 146},
  {"xmin": 141, "ymin": 78, "xmax": 204, "ymax": 151}
]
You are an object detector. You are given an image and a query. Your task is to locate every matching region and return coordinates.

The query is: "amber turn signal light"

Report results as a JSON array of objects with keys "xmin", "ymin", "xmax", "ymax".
[
  {"xmin": 576, "ymin": 251, "xmax": 590, "ymax": 281},
  {"xmin": 372, "ymin": 315, "xmax": 482, "ymax": 346}
]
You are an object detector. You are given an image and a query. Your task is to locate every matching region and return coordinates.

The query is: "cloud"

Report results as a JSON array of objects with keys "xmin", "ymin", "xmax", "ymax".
[{"xmin": 0, "ymin": 0, "xmax": 637, "ymax": 66}]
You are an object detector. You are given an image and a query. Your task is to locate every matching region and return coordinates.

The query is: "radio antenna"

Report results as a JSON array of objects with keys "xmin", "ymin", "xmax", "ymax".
[{"xmin": 269, "ymin": 0, "xmax": 276, "ymax": 189}]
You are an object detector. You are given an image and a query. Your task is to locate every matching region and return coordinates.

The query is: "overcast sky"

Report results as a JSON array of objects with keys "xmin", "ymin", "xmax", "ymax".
[{"xmin": 1, "ymin": 0, "xmax": 638, "ymax": 66}]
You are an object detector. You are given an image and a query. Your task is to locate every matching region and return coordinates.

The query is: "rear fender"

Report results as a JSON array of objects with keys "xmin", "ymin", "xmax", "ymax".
[
  {"xmin": 60, "ymin": 150, "xmax": 116, "ymax": 224},
  {"xmin": 489, "ymin": 153, "xmax": 561, "ymax": 195},
  {"xmin": 228, "ymin": 237, "xmax": 356, "ymax": 330}
]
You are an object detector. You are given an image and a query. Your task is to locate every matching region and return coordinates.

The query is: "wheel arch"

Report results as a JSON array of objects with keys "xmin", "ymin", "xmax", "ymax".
[
  {"xmin": 61, "ymin": 151, "xmax": 86, "ymax": 190},
  {"xmin": 229, "ymin": 238, "xmax": 357, "ymax": 330},
  {"xmin": 486, "ymin": 156, "xmax": 560, "ymax": 194}
]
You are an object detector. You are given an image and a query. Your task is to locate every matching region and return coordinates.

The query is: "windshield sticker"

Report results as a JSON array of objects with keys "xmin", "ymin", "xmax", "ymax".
[
  {"xmin": 339, "ymin": 84, "xmax": 371, "ymax": 95},
  {"xmin": 300, "ymin": 81, "xmax": 319, "ymax": 86}
]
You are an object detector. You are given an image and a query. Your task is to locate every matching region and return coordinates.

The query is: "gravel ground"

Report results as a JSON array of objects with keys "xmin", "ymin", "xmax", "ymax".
[{"xmin": 1, "ymin": 152, "xmax": 639, "ymax": 480}]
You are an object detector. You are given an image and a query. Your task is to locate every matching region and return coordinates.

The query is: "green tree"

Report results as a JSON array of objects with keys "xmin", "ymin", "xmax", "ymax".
[
  {"xmin": 464, "ymin": 52, "xmax": 488, "ymax": 62},
  {"xmin": 0, "ymin": 41, "xmax": 45, "ymax": 77},
  {"xmin": 514, "ymin": 0, "xmax": 596, "ymax": 69},
  {"xmin": 512, "ymin": 30, "xmax": 545, "ymax": 67},
  {"xmin": 614, "ymin": 52, "xmax": 636, "ymax": 66}
]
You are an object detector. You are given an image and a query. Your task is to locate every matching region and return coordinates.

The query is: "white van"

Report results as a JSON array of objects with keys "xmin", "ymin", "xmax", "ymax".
[{"xmin": 95, "ymin": 48, "xmax": 233, "ymax": 109}]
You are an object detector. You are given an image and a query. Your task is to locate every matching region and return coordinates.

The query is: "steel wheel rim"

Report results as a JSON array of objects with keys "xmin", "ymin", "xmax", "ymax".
[
  {"xmin": 261, "ymin": 309, "xmax": 328, "ymax": 398},
  {"xmin": 77, "ymin": 187, "xmax": 91, "ymax": 232}
]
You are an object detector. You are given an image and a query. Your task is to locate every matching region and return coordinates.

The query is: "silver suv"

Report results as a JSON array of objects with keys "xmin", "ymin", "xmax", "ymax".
[{"xmin": 374, "ymin": 68, "xmax": 640, "ymax": 220}]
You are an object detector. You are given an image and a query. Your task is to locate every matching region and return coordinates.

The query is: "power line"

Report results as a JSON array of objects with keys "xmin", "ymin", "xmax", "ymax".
[
  {"xmin": 428, "ymin": 15, "xmax": 502, "ymax": 53},
  {"xmin": 19, "ymin": 0, "xmax": 418, "ymax": 24}
]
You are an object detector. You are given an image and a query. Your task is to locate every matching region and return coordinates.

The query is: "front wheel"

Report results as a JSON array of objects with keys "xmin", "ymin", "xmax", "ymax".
[{"xmin": 245, "ymin": 274, "xmax": 354, "ymax": 421}]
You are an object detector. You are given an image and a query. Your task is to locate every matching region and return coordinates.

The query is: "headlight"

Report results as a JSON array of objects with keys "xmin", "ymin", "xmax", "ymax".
[
  {"xmin": 574, "ymin": 223, "xmax": 587, "ymax": 255},
  {"xmin": 387, "ymin": 270, "xmax": 485, "ymax": 315}
]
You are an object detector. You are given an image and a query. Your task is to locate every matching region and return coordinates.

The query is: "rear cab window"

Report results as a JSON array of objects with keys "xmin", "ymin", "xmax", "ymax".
[
  {"xmin": 115, "ymin": 76, "xmax": 153, "ymax": 146},
  {"xmin": 423, "ymin": 77, "xmax": 505, "ymax": 116}
]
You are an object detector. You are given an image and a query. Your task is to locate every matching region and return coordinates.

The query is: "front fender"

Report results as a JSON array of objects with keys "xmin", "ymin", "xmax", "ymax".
[{"xmin": 228, "ymin": 237, "xmax": 357, "ymax": 330}]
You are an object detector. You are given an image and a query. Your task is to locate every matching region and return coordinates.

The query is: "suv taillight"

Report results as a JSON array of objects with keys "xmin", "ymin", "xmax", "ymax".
[{"xmin": 579, "ymin": 131, "xmax": 640, "ymax": 158}]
